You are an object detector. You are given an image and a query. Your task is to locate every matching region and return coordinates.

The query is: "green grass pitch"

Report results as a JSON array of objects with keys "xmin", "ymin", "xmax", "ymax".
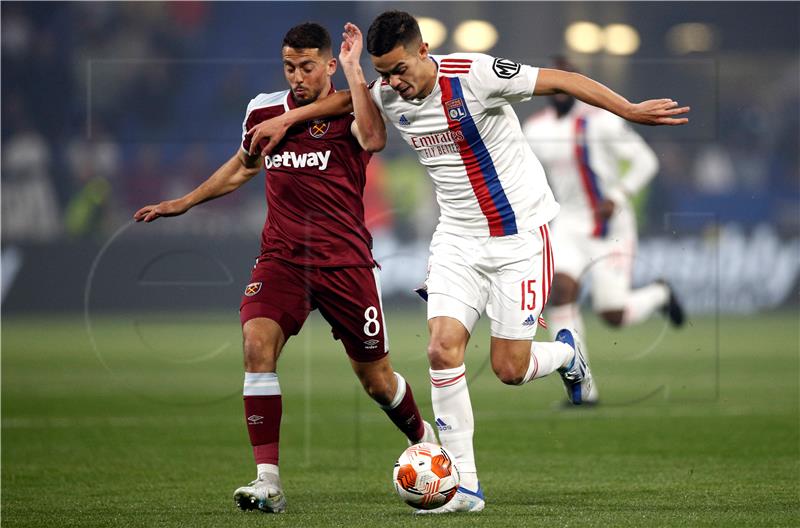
[{"xmin": 2, "ymin": 309, "xmax": 798, "ymax": 527}]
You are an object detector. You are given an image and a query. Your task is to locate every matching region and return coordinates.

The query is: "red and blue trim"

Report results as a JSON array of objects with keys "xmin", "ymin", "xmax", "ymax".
[
  {"xmin": 574, "ymin": 117, "xmax": 608, "ymax": 237},
  {"xmin": 539, "ymin": 224, "xmax": 554, "ymax": 306},
  {"xmin": 438, "ymin": 76, "xmax": 517, "ymax": 236}
]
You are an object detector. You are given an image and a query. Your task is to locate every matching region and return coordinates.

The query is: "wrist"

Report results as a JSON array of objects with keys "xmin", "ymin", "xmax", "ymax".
[
  {"xmin": 277, "ymin": 112, "xmax": 295, "ymax": 128},
  {"xmin": 342, "ymin": 62, "xmax": 364, "ymax": 79},
  {"xmin": 619, "ymin": 102, "xmax": 637, "ymax": 121},
  {"xmin": 179, "ymin": 195, "xmax": 195, "ymax": 210}
]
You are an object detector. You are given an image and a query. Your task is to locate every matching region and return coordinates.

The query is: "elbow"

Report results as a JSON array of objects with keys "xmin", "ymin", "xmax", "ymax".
[
  {"xmin": 364, "ymin": 139, "xmax": 386, "ymax": 153},
  {"xmin": 363, "ymin": 130, "xmax": 387, "ymax": 153}
]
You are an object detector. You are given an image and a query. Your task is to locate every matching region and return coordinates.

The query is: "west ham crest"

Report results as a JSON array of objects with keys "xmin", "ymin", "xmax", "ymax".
[
  {"xmin": 309, "ymin": 119, "xmax": 330, "ymax": 138},
  {"xmin": 244, "ymin": 282, "xmax": 262, "ymax": 296}
]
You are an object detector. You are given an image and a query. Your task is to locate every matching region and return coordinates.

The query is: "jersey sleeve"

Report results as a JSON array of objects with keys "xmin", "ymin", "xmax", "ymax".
[
  {"xmin": 469, "ymin": 54, "xmax": 540, "ymax": 109},
  {"xmin": 368, "ymin": 78, "xmax": 390, "ymax": 123},
  {"xmin": 241, "ymin": 97, "xmax": 259, "ymax": 153},
  {"xmin": 240, "ymin": 92, "xmax": 287, "ymax": 153}
]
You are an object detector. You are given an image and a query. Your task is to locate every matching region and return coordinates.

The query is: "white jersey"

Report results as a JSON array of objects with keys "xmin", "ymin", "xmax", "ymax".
[
  {"xmin": 523, "ymin": 101, "xmax": 658, "ymax": 237},
  {"xmin": 369, "ymin": 53, "xmax": 559, "ymax": 237}
]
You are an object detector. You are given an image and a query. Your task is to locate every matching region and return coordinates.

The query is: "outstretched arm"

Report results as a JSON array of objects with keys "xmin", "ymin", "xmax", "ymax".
[
  {"xmin": 246, "ymin": 90, "xmax": 354, "ymax": 157},
  {"xmin": 133, "ymin": 150, "xmax": 262, "ymax": 222},
  {"xmin": 340, "ymin": 22, "xmax": 386, "ymax": 152},
  {"xmin": 534, "ymin": 69, "xmax": 690, "ymax": 126}
]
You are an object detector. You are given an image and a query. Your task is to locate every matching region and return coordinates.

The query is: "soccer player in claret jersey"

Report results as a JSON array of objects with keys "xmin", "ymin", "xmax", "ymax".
[
  {"xmin": 524, "ymin": 57, "xmax": 686, "ymax": 404},
  {"xmin": 133, "ymin": 23, "xmax": 436, "ymax": 514},
  {"xmin": 247, "ymin": 12, "xmax": 689, "ymax": 514}
]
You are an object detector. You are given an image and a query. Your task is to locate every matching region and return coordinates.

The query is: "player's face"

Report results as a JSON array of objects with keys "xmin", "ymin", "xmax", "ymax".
[
  {"xmin": 282, "ymin": 47, "xmax": 336, "ymax": 105},
  {"xmin": 371, "ymin": 41, "xmax": 436, "ymax": 100}
]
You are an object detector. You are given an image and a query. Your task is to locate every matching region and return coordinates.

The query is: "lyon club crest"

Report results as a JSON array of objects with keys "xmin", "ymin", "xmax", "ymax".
[
  {"xmin": 244, "ymin": 282, "xmax": 262, "ymax": 296},
  {"xmin": 308, "ymin": 119, "xmax": 329, "ymax": 138},
  {"xmin": 445, "ymin": 98, "xmax": 467, "ymax": 121}
]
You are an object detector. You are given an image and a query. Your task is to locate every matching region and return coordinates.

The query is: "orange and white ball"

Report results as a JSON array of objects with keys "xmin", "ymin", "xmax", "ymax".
[{"xmin": 392, "ymin": 442, "xmax": 460, "ymax": 509}]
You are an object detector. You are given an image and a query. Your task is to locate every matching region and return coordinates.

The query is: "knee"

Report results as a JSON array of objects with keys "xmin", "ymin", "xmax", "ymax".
[
  {"xmin": 492, "ymin": 362, "xmax": 525, "ymax": 385},
  {"xmin": 600, "ymin": 310, "xmax": 625, "ymax": 328},
  {"xmin": 550, "ymin": 274, "xmax": 578, "ymax": 306},
  {"xmin": 427, "ymin": 338, "xmax": 463, "ymax": 370},
  {"xmin": 242, "ymin": 330, "xmax": 278, "ymax": 371}
]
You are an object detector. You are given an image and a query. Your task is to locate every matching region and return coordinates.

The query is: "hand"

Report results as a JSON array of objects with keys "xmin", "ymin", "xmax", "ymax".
[
  {"xmin": 339, "ymin": 22, "xmax": 364, "ymax": 71},
  {"xmin": 133, "ymin": 198, "xmax": 190, "ymax": 223},
  {"xmin": 595, "ymin": 199, "xmax": 616, "ymax": 222},
  {"xmin": 625, "ymin": 99, "xmax": 690, "ymax": 126},
  {"xmin": 247, "ymin": 116, "xmax": 290, "ymax": 157}
]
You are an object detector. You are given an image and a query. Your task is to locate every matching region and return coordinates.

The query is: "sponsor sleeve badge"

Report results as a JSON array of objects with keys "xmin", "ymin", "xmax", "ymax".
[{"xmin": 492, "ymin": 57, "xmax": 522, "ymax": 79}]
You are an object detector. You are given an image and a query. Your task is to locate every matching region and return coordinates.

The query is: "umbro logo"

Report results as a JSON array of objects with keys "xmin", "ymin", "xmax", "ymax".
[
  {"xmin": 435, "ymin": 417, "xmax": 452, "ymax": 432},
  {"xmin": 399, "ymin": 114, "xmax": 411, "ymax": 126},
  {"xmin": 522, "ymin": 314, "xmax": 537, "ymax": 326},
  {"xmin": 364, "ymin": 339, "xmax": 380, "ymax": 350},
  {"xmin": 247, "ymin": 414, "xmax": 264, "ymax": 425}
]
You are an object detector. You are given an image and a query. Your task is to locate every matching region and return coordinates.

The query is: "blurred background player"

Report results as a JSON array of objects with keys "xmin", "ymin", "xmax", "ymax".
[
  {"xmin": 134, "ymin": 22, "xmax": 434, "ymax": 514},
  {"xmin": 523, "ymin": 57, "xmax": 686, "ymax": 404},
  {"xmin": 248, "ymin": 11, "xmax": 689, "ymax": 514}
]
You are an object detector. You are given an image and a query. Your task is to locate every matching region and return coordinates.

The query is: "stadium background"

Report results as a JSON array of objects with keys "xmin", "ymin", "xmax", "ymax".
[{"xmin": 2, "ymin": 2, "xmax": 798, "ymax": 527}]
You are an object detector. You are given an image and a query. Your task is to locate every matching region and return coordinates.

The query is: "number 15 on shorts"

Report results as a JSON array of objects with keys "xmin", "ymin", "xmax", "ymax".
[{"xmin": 521, "ymin": 280, "xmax": 537, "ymax": 310}]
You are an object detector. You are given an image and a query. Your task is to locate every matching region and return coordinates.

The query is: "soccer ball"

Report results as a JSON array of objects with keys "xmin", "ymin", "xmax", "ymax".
[{"xmin": 393, "ymin": 442, "xmax": 460, "ymax": 510}]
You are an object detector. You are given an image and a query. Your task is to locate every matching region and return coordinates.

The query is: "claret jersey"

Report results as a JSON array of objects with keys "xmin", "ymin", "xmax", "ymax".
[
  {"xmin": 242, "ymin": 87, "xmax": 375, "ymax": 267},
  {"xmin": 370, "ymin": 53, "xmax": 559, "ymax": 237}
]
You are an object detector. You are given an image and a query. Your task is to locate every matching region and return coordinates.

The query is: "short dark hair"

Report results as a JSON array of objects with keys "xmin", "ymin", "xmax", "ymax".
[
  {"xmin": 366, "ymin": 11, "xmax": 422, "ymax": 56},
  {"xmin": 282, "ymin": 22, "xmax": 331, "ymax": 54}
]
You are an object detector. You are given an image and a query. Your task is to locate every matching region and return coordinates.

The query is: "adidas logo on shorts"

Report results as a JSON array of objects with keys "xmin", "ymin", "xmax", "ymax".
[{"xmin": 522, "ymin": 314, "xmax": 537, "ymax": 326}]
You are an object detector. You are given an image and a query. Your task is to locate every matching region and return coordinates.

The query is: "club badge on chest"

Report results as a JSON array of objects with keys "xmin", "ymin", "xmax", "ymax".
[{"xmin": 309, "ymin": 119, "xmax": 330, "ymax": 138}]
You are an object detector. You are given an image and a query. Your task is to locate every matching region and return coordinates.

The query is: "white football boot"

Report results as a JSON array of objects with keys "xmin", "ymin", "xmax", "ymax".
[
  {"xmin": 555, "ymin": 328, "xmax": 596, "ymax": 405},
  {"xmin": 414, "ymin": 482, "xmax": 485, "ymax": 514},
  {"xmin": 233, "ymin": 472, "xmax": 286, "ymax": 513},
  {"xmin": 409, "ymin": 420, "xmax": 438, "ymax": 446}
]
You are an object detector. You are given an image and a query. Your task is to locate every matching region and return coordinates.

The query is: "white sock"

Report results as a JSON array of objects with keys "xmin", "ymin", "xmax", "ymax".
[
  {"xmin": 460, "ymin": 472, "xmax": 479, "ymax": 491},
  {"xmin": 546, "ymin": 303, "xmax": 588, "ymax": 361},
  {"xmin": 257, "ymin": 463, "xmax": 279, "ymax": 478},
  {"xmin": 623, "ymin": 283, "xmax": 670, "ymax": 326},
  {"xmin": 429, "ymin": 365, "xmax": 477, "ymax": 474},
  {"xmin": 546, "ymin": 303, "xmax": 584, "ymax": 341},
  {"xmin": 519, "ymin": 341, "xmax": 574, "ymax": 383}
]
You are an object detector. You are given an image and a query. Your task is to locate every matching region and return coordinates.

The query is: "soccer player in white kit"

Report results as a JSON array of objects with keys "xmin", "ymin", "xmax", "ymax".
[
  {"xmin": 247, "ymin": 11, "xmax": 689, "ymax": 514},
  {"xmin": 524, "ymin": 58, "xmax": 686, "ymax": 404}
]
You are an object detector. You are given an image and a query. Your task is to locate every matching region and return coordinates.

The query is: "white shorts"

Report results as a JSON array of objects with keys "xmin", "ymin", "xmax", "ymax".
[
  {"xmin": 551, "ymin": 207, "xmax": 637, "ymax": 311},
  {"xmin": 424, "ymin": 225, "xmax": 554, "ymax": 340}
]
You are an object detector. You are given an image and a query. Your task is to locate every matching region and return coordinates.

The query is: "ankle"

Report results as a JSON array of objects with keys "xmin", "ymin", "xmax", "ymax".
[
  {"xmin": 257, "ymin": 463, "xmax": 279, "ymax": 479},
  {"xmin": 459, "ymin": 471, "xmax": 479, "ymax": 490}
]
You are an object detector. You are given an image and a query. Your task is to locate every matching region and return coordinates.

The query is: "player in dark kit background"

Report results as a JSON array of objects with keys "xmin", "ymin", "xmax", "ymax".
[{"xmin": 134, "ymin": 23, "xmax": 436, "ymax": 514}]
